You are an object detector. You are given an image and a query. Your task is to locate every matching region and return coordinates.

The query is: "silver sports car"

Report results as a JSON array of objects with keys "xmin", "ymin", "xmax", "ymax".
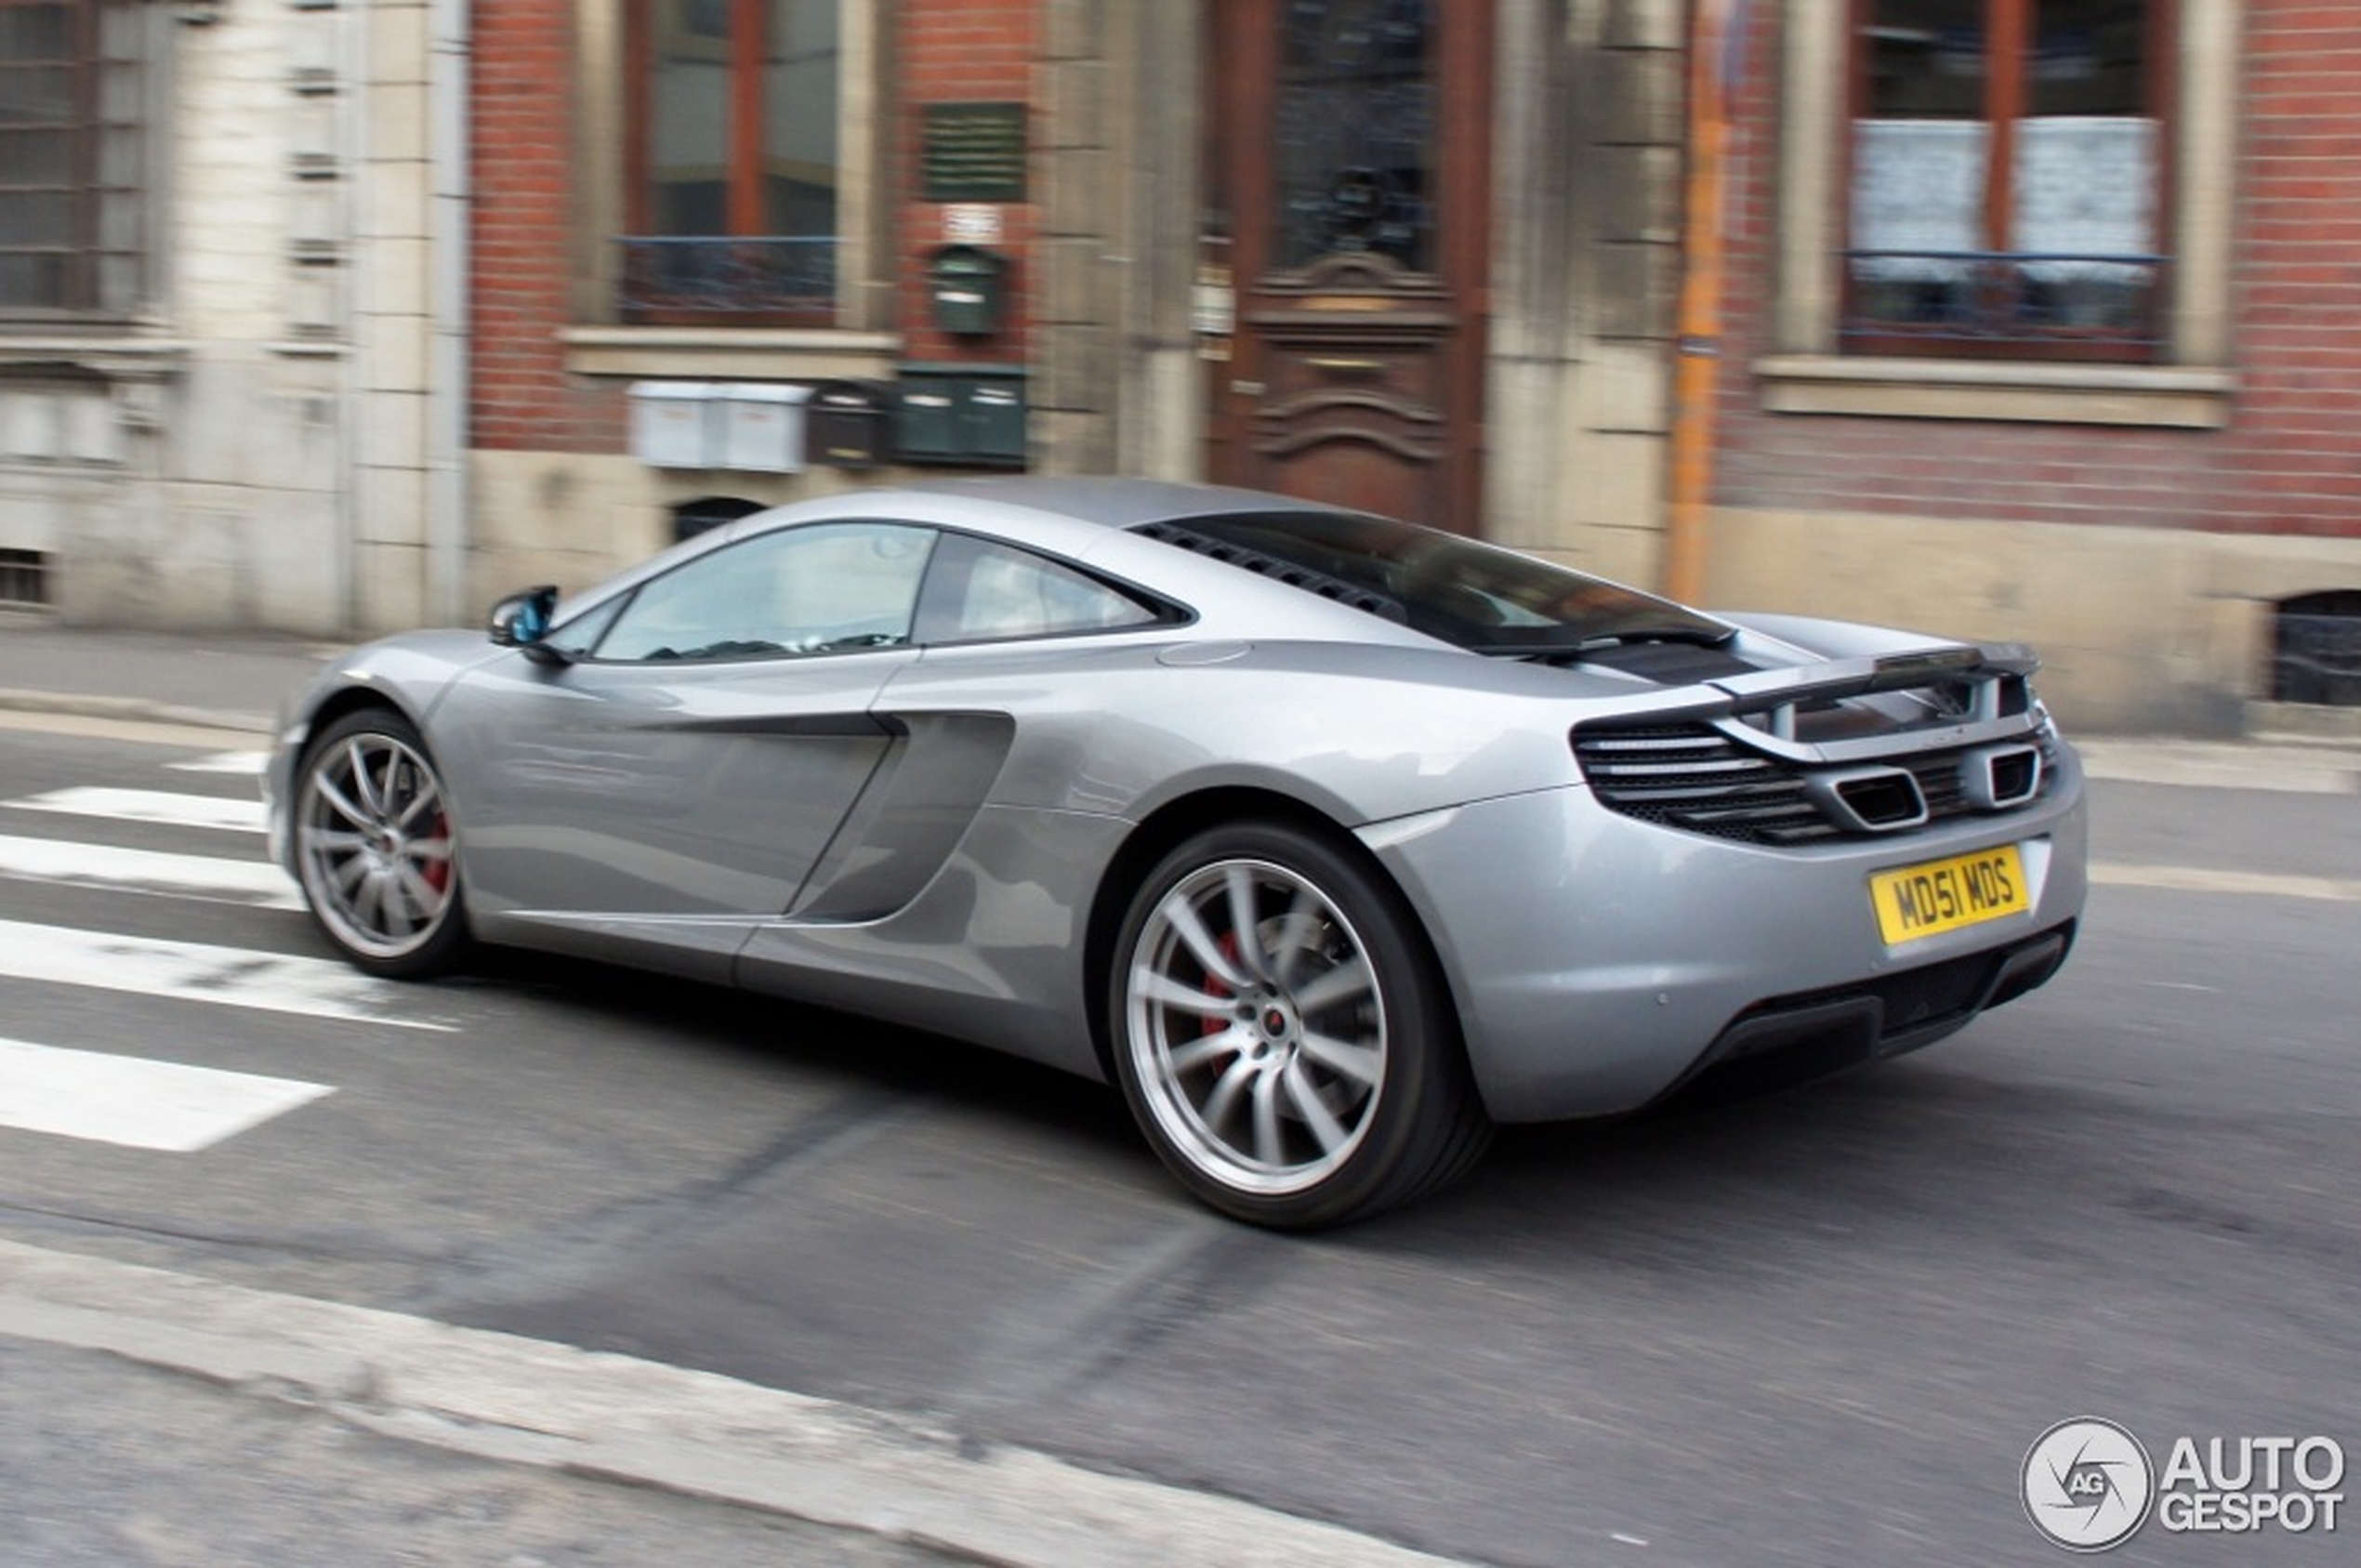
[{"xmin": 267, "ymin": 478, "xmax": 2087, "ymax": 1228}]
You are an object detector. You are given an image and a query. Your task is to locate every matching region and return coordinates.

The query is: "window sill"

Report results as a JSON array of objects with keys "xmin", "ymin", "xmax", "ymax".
[
  {"xmin": 0, "ymin": 335, "xmax": 191, "ymax": 381},
  {"xmin": 1754, "ymin": 356, "xmax": 2236, "ymax": 429},
  {"xmin": 562, "ymin": 326, "xmax": 903, "ymax": 382}
]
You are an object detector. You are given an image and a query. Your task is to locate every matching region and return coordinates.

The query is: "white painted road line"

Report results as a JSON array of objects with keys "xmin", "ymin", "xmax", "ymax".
[
  {"xmin": 2091, "ymin": 862, "xmax": 2361, "ymax": 903},
  {"xmin": 0, "ymin": 1036, "xmax": 331, "ymax": 1152},
  {"xmin": 0, "ymin": 834, "xmax": 299, "ymax": 908},
  {"xmin": 7, "ymin": 786, "xmax": 266, "ymax": 834},
  {"xmin": 166, "ymin": 750, "xmax": 269, "ymax": 775},
  {"xmin": 0, "ymin": 918, "xmax": 451, "ymax": 1030}
]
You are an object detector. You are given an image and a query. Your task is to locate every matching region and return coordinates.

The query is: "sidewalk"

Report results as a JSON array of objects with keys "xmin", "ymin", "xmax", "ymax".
[
  {"xmin": 2, "ymin": 618, "xmax": 2357, "ymax": 792},
  {"xmin": 0, "ymin": 621, "xmax": 336, "ymax": 735}
]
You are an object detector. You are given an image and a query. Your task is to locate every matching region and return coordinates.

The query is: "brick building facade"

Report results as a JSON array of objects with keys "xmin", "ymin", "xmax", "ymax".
[{"xmin": 1700, "ymin": 0, "xmax": 2361, "ymax": 731}]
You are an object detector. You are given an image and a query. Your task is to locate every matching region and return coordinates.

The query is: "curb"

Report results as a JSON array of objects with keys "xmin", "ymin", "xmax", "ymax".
[
  {"xmin": 0, "ymin": 688, "xmax": 274, "ymax": 736},
  {"xmin": 0, "ymin": 1239, "xmax": 1479, "ymax": 1568}
]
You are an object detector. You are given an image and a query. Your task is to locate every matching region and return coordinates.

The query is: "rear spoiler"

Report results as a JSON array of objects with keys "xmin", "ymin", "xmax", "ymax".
[{"xmin": 1573, "ymin": 642, "xmax": 2049, "ymax": 763}]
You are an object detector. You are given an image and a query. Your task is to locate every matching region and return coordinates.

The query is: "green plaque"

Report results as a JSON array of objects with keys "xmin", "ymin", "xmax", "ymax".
[{"xmin": 922, "ymin": 101, "xmax": 1027, "ymax": 203}]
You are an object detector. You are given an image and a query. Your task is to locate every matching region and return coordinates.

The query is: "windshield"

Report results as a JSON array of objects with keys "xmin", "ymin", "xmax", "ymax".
[{"xmin": 1138, "ymin": 510, "xmax": 1732, "ymax": 653}]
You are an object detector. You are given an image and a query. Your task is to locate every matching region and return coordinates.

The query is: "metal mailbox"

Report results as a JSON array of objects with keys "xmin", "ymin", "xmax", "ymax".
[
  {"xmin": 893, "ymin": 363, "xmax": 1027, "ymax": 468},
  {"xmin": 627, "ymin": 381, "xmax": 717, "ymax": 468},
  {"xmin": 925, "ymin": 244, "xmax": 1010, "ymax": 336},
  {"xmin": 806, "ymin": 378, "xmax": 893, "ymax": 470},
  {"xmin": 715, "ymin": 382, "xmax": 811, "ymax": 473}
]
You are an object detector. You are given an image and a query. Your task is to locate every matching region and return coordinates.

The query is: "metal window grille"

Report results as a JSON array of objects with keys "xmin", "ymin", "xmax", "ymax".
[{"xmin": 2273, "ymin": 593, "xmax": 2361, "ymax": 708}]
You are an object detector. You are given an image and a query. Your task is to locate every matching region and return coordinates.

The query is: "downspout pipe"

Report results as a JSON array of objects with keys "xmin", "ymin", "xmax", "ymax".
[{"xmin": 1665, "ymin": 0, "xmax": 1746, "ymax": 606}]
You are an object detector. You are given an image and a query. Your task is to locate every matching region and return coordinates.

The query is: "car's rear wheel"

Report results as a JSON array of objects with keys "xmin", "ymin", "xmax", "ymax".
[
  {"xmin": 1111, "ymin": 822, "xmax": 1491, "ymax": 1229},
  {"xmin": 292, "ymin": 708, "xmax": 470, "ymax": 979}
]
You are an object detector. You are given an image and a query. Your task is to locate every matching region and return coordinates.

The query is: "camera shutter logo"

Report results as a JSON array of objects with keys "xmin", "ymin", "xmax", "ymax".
[{"xmin": 2025, "ymin": 1417, "xmax": 2156, "ymax": 1551}]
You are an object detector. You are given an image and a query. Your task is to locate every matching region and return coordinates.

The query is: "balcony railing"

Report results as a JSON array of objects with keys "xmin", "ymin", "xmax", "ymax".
[
  {"xmin": 617, "ymin": 236, "xmax": 838, "ymax": 320},
  {"xmin": 1841, "ymin": 249, "xmax": 2164, "ymax": 356}
]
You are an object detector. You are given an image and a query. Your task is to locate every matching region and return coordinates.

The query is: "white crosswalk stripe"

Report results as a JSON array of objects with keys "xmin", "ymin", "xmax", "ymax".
[
  {"xmin": 7, "ymin": 785, "xmax": 267, "ymax": 834},
  {"xmin": 0, "ymin": 758, "xmax": 396, "ymax": 1153},
  {"xmin": 0, "ymin": 833, "xmax": 299, "ymax": 907},
  {"xmin": 165, "ymin": 750, "xmax": 269, "ymax": 775},
  {"xmin": 0, "ymin": 916, "xmax": 449, "ymax": 1030},
  {"xmin": 0, "ymin": 1036, "xmax": 333, "ymax": 1152}
]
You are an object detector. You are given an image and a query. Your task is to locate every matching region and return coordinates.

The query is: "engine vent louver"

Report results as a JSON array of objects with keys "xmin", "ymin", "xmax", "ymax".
[
  {"xmin": 1573, "ymin": 723, "xmax": 2059, "ymax": 846},
  {"xmin": 1132, "ymin": 520, "xmax": 1409, "ymax": 623}
]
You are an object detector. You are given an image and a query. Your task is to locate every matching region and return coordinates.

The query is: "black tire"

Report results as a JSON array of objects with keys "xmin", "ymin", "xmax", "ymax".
[
  {"xmin": 1109, "ymin": 821, "xmax": 1492, "ymax": 1229},
  {"xmin": 290, "ymin": 707, "xmax": 472, "ymax": 979}
]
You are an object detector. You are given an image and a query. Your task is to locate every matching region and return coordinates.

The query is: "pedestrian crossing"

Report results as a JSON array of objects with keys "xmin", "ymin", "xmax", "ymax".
[
  {"xmin": 9, "ymin": 784, "xmax": 267, "ymax": 834},
  {"xmin": 0, "ymin": 834, "xmax": 300, "ymax": 907},
  {"xmin": 0, "ymin": 1036, "xmax": 332, "ymax": 1153},
  {"xmin": 0, "ymin": 739, "xmax": 419, "ymax": 1153}
]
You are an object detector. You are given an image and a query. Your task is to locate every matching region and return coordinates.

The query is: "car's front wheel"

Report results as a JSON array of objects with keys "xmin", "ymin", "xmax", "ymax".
[
  {"xmin": 291, "ymin": 707, "xmax": 470, "ymax": 979},
  {"xmin": 1110, "ymin": 822, "xmax": 1491, "ymax": 1229}
]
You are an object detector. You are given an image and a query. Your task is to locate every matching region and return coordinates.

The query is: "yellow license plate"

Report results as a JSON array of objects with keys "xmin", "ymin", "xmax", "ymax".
[{"xmin": 1869, "ymin": 844, "xmax": 2030, "ymax": 945}]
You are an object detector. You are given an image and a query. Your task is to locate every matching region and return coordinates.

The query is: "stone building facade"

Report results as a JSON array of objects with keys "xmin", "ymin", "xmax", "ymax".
[{"xmin": 0, "ymin": 0, "xmax": 458, "ymax": 636}]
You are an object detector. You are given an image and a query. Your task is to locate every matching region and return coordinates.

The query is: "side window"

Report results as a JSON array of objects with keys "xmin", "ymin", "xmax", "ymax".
[
  {"xmin": 593, "ymin": 522, "xmax": 935, "ymax": 663},
  {"xmin": 917, "ymin": 534, "xmax": 1165, "ymax": 644}
]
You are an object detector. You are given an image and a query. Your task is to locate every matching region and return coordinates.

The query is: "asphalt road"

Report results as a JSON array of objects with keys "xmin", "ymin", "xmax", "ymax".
[{"xmin": 0, "ymin": 713, "xmax": 2354, "ymax": 1566}]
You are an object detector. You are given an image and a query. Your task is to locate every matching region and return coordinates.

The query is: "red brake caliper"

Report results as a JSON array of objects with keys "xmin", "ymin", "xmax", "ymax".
[
  {"xmin": 422, "ymin": 811, "xmax": 452, "ymax": 894},
  {"xmin": 1200, "ymin": 930, "xmax": 1244, "ymax": 1036}
]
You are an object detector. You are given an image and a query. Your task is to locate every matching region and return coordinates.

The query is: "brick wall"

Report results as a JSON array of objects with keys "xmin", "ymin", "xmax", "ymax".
[
  {"xmin": 1711, "ymin": 0, "xmax": 2361, "ymax": 542},
  {"xmin": 470, "ymin": 0, "xmax": 617, "ymax": 454},
  {"xmin": 893, "ymin": 0, "xmax": 1039, "ymax": 364},
  {"xmin": 468, "ymin": 0, "xmax": 1042, "ymax": 455}
]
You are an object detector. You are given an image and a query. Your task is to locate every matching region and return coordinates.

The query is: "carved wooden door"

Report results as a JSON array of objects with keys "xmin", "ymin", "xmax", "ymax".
[{"xmin": 1202, "ymin": 0, "xmax": 1492, "ymax": 529}]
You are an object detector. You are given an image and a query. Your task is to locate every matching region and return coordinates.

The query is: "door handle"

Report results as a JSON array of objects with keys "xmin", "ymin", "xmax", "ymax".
[{"xmin": 1306, "ymin": 357, "xmax": 1384, "ymax": 374}]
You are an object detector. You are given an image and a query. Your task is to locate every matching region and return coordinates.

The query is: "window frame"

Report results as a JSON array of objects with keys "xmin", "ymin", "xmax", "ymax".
[
  {"xmin": 615, "ymin": 0, "xmax": 849, "ymax": 327},
  {"xmin": 1839, "ymin": 0, "xmax": 2175, "ymax": 363},
  {"xmin": 0, "ymin": 0, "xmax": 152, "ymax": 326},
  {"xmin": 569, "ymin": 0, "xmax": 888, "ymax": 349},
  {"xmin": 1761, "ymin": 0, "xmax": 2237, "ymax": 427}
]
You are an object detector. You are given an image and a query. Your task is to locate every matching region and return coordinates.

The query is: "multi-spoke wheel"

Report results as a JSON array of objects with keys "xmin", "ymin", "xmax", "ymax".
[
  {"xmin": 292, "ymin": 708, "xmax": 470, "ymax": 978},
  {"xmin": 1111, "ymin": 822, "xmax": 1491, "ymax": 1229}
]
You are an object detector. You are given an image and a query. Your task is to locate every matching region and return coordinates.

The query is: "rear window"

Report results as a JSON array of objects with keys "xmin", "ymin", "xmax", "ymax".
[{"xmin": 1134, "ymin": 510, "xmax": 1730, "ymax": 653}]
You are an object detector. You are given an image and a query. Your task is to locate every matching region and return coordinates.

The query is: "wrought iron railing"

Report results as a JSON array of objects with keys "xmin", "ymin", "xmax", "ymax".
[
  {"xmin": 617, "ymin": 236, "xmax": 838, "ymax": 318},
  {"xmin": 1841, "ymin": 249, "xmax": 2164, "ymax": 354}
]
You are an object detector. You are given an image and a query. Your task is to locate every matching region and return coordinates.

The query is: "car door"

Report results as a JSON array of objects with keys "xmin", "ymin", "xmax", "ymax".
[{"xmin": 434, "ymin": 520, "xmax": 937, "ymax": 978}]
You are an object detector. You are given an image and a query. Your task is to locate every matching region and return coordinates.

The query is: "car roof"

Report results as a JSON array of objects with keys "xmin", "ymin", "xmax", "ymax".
[{"xmin": 889, "ymin": 476, "xmax": 1347, "ymax": 532}]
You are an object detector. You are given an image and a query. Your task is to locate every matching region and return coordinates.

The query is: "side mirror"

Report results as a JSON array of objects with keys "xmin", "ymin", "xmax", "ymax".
[{"xmin": 488, "ymin": 586, "xmax": 568, "ymax": 664}]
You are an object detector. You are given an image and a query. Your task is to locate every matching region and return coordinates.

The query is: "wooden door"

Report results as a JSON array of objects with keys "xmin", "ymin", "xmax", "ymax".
[{"xmin": 1201, "ymin": 0, "xmax": 1492, "ymax": 529}]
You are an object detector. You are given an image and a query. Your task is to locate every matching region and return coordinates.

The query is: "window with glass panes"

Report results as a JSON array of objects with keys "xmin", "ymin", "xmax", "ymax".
[
  {"xmin": 0, "ymin": 0, "xmax": 145, "ymax": 320},
  {"xmin": 1844, "ymin": 0, "xmax": 2165, "ymax": 360},
  {"xmin": 619, "ymin": 0, "xmax": 842, "ymax": 323}
]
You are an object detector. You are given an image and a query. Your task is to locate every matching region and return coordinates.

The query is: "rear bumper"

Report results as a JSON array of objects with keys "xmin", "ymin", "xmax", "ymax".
[
  {"xmin": 1361, "ymin": 750, "xmax": 2089, "ymax": 1123},
  {"xmin": 1646, "ymin": 919, "xmax": 2074, "ymax": 1110}
]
